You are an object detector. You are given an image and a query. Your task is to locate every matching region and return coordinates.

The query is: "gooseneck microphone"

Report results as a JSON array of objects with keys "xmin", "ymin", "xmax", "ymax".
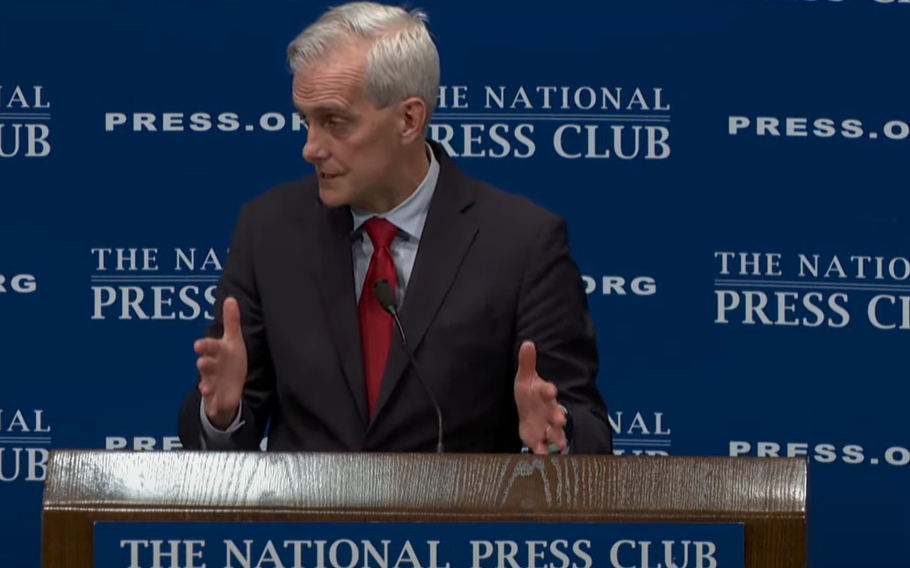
[{"xmin": 372, "ymin": 278, "xmax": 444, "ymax": 453}]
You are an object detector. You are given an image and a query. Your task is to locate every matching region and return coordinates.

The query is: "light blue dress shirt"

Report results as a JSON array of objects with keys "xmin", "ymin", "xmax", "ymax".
[
  {"xmin": 199, "ymin": 145, "xmax": 439, "ymax": 446},
  {"xmin": 349, "ymin": 144, "xmax": 440, "ymax": 306}
]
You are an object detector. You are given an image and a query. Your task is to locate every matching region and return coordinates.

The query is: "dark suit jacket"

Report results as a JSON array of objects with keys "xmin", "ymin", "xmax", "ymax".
[{"xmin": 178, "ymin": 140, "xmax": 612, "ymax": 454}]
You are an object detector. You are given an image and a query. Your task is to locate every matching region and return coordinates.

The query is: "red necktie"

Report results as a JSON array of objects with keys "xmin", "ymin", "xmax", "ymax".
[{"xmin": 358, "ymin": 217, "xmax": 399, "ymax": 416}]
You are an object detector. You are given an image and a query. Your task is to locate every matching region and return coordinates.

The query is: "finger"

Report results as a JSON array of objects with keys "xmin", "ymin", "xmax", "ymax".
[
  {"xmin": 222, "ymin": 297, "xmax": 242, "ymax": 342},
  {"xmin": 538, "ymin": 380, "xmax": 558, "ymax": 401},
  {"xmin": 517, "ymin": 341, "xmax": 536, "ymax": 380},
  {"xmin": 546, "ymin": 424, "xmax": 567, "ymax": 450},
  {"xmin": 197, "ymin": 371, "xmax": 214, "ymax": 397},
  {"xmin": 197, "ymin": 355, "xmax": 218, "ymax": 375},
  {"xmin": 526, "ymin": 379, "xmax": 558, "ymax": 406},
  {"xmin": 194, "ymin": 338, "xmax": 221, "ymax": 357},
  {"xmin": 519, "ymin": 423, "xmax": 544, "ymax": 452},
  {"xmin": 201, "ymin": 393, "xmax": 218, "ymax": 415},
  {"xmin": 551, "ymin": 407, "xmax": 566, "ymax": 429},
  {"xmin": 548, "ymin": 439, "xmax": 567, "ymax": 453}
]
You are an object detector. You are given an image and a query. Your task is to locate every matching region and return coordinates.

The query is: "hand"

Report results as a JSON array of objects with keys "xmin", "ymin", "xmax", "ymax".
[
  {"xmin": 194, "ymin": 297, "xmax": 247, "ymax": 429},
  {"xmin": 514, "ymin": 341, "xmax": 566, "ymax": 454}
]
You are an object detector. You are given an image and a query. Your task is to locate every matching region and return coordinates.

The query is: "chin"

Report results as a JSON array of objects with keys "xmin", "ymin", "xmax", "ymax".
[{"xmin": 317, "ymin": 186, "xmax": 349, "ymax": 208}]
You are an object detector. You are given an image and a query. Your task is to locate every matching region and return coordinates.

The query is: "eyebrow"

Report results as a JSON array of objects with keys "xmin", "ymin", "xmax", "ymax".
[{"xmin": 295, "ymin": 103, "xmax": 351, "ymax": 116}]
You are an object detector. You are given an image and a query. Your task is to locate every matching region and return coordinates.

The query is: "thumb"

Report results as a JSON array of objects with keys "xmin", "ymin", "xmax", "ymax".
[
  {"xmin": 517, "ymin": 341, "xmax": 537, "ymax": 379},
  {"xmin": 222, "ymin": 297, "xmax": 242, "ymax": 341}
]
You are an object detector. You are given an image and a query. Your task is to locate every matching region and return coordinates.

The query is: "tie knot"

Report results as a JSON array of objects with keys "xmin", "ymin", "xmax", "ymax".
[{"xmin": 363, "ymin": 217, "xmax": 399, "ymax": 248}]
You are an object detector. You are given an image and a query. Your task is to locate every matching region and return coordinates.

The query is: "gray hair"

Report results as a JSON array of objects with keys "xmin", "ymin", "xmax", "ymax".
[{"xmin": 287, "ymin": 2, "xmax": 440, "ymax": 121}]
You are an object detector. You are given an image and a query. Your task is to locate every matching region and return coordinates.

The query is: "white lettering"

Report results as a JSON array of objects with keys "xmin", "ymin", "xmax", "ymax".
[
  {"xmin": 225, "ymin": 540, "xmax": 254, "ymax": 568},
  {"xmin": 609, "ymin": 540, "xmax": 634, "ymax": 568},
  {"xmin": 571, "ymin": 541, "xmax": 591, "ymax": 568},
  {"xmin": 694, "ymin": 542, "xmax": 716, "ymax": 568},
  {"xmin": 255, "ymin": 541, "xmax": 285, "ymax": 568},
  {"xmin": 150, "ymin": 540, "xmax": 181, "ymax": 568},
  {"xmin": 480, "ymin": 86, "xmax": 667, "ymax": 111},
  {"xmin": 470, "ymin": 541, "xmax": 493, "ymax": 568},
  {"xmin": 429, "ymin": 123, "xmax": 535, "ymax": 159},
  {"xmin": 121, "ymin": 541, "xmax": 149, "ymax": 568},
  {"xmin": 0, "ymin": 124, "xmax": 50, "ymax": 158},
  {"xmin": 91, "ymin": 285, "xmax": 216, "ymax": 321},
  {"xmin": 582, "ymin": 276, "xmax": 656, "ymax": 296},
  {"xmin": 715, "ymin": 290, "xmax": 849, "ymax": 328},
  {"xmin": 329, "ymin": 540, "xmax": 359, "ymax": 568},
  {"xmin": 664, "ymin": 541, "xmax": 691, "ymax": 568},
  {"xmin": 885, "ymin": 447, "xmax": 910, "ymax": 466},
  {"xmin": 0, "ymin": 274, "xmax": 37, "ymax": 293},
  {"xmin": 185, "ymin": 541, "xmax": 205, "ymax": 568}
]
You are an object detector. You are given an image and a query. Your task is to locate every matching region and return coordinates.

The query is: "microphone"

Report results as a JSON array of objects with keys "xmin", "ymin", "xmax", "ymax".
[{"xmin": 372, "ymin": 278, "xmax": 444, "ymax": 453}]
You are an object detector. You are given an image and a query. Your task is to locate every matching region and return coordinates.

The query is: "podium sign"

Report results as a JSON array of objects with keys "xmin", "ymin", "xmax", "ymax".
[
  {"xmin": 41, "ymin": 451, "xmax": 802, "ymax": 568},
  {"xmin": 93, "ymin": 521, "xmax": 744, "ymax": 568}
]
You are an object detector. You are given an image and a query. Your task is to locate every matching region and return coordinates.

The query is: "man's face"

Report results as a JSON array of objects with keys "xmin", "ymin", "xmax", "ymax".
[{"xmin": 292, "ymin": 42, "xmax": 402, "ymax": 210}]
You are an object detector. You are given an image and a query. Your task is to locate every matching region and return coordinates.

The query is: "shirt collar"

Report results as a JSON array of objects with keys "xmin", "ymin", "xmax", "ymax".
[{"xmin": 350, "ymin": 143, "xmax": 439, "ymax": 240}]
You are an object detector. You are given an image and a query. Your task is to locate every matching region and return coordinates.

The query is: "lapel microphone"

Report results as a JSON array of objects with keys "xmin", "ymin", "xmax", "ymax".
[{"xmin": 372, "ymin": 278, "xmax": 444, "ymax": 453}]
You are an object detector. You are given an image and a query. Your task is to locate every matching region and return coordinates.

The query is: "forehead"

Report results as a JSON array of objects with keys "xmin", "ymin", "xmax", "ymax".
[{"xmin": 292, "ymin": 44, "xmax": 369, "ymax": 111}]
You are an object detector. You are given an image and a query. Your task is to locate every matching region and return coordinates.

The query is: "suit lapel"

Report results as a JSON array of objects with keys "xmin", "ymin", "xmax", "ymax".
[
  {"xmin": 369, "ymin": 150, "xmax": 479, "ymax": 425},
  {"xmin": 310, "ymin": 198, "xmax": 369, "ymax": 425}
]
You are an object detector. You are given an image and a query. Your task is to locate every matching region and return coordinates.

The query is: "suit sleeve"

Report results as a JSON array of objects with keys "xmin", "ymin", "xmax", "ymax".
[
  {"xmin": 514, "ymin": 215, "xmax": 612, "ymax": 454},
  {"xmin": 177, "ymin": 201, "xmax": 276, "ymax": 450}
]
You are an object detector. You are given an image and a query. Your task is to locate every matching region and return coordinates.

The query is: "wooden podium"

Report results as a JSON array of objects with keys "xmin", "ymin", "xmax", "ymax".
[{"xmin": 40, "ymin": 450, "xmax": 806, "ymax": 568}]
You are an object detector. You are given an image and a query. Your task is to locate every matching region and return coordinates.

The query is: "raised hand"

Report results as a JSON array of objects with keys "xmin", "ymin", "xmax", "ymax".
[
  {"xmin": 513, "ymin": 341, "xmax": 566, "ymax": 454},
  {"xmin": 194, "ymin": 297, "xmax": 248, "ymax": 429}
]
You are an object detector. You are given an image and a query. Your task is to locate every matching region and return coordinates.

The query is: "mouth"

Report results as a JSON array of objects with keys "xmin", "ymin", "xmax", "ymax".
[{"xmin": 319, "ymin": 172, "xmax": 341, "ymax": 180}]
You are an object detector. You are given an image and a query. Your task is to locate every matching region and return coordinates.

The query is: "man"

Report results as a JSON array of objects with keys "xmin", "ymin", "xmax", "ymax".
[{"xmin": 177, "ymin": 1, "xmax": 612, "ymax": 454}]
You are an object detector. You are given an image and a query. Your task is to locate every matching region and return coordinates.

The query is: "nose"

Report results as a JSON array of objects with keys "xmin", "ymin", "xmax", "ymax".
[{"xmin": 302, "ymin": 126, "xmax": 327, "ymax": 164}]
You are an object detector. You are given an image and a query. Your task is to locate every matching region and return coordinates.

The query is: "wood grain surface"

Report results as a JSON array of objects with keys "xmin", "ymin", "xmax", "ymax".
[{"xmin": 41, "ymin": 451, "xmax": 806, "ymax": 568}]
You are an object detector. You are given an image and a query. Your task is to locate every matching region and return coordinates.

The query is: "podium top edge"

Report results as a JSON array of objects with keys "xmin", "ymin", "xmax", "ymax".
[{"xmin": 40, "ymin": 450, "xmax": 807, "ymax": 515}]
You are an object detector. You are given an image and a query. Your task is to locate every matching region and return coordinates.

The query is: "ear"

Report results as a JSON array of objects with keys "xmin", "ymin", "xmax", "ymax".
[{"xmin": 399, "ymin": 96, "xmax": 428, "ymax": 143}]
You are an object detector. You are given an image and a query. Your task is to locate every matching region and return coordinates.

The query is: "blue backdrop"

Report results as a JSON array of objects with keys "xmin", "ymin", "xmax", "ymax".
[{"xmin": 2, "ymin": 1, "xmax": 908, "ymax": 567}]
